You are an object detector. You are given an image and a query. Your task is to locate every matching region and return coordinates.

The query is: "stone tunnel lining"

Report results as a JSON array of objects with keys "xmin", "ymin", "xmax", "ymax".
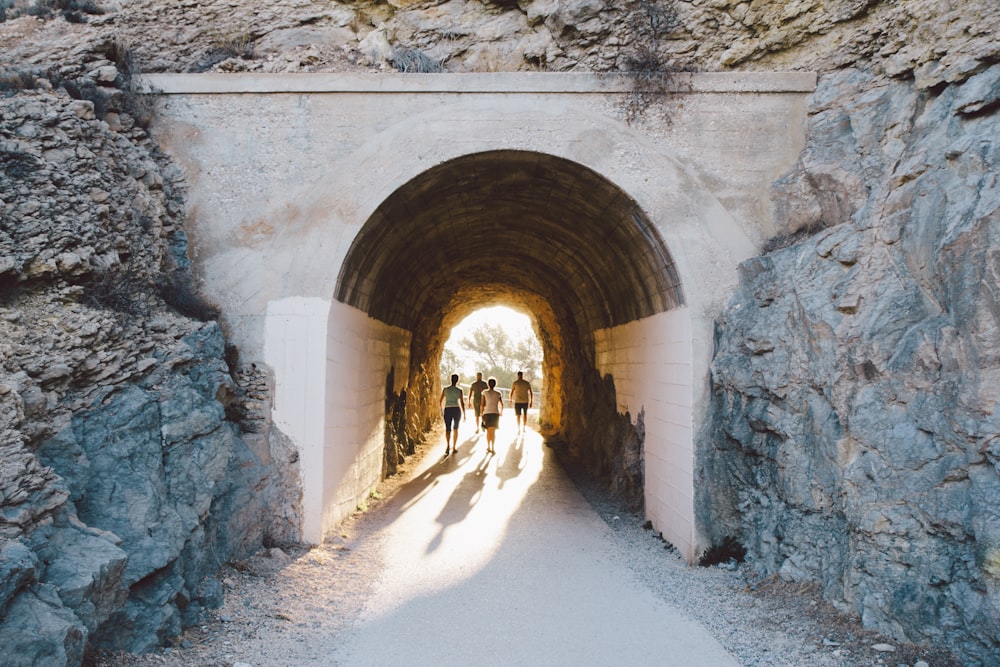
[{"xmin": 335, "ymin": 150, "xmax": 684, "ymax": 333}]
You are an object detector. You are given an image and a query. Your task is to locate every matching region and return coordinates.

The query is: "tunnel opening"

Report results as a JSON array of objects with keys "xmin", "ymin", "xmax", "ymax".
[
  {"xmin": 440, "ymin": 305, "xmax": 543, "ymax": 403},
  {"xmin": 331, "ymin": 149, "xmax": 692, "ymax": 549}
]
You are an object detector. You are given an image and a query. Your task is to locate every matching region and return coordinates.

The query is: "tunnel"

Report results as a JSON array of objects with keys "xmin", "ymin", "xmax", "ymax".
[
  {"xmin": 331, "ymin": 148, "xmax": 688, "ymax": 536},
  {"xmin": 145, "ymin": 71, "xmax": 811, "ymax": 564}
]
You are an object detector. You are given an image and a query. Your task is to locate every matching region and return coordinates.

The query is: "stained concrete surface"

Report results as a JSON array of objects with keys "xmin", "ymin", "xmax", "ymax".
[{"xmin": 339, "ymin": 415, "xmax": 739, "ymax": 666}]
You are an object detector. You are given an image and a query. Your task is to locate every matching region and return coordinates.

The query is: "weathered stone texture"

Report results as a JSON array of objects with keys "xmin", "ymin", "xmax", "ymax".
[
  {"xmin": 1, "ymin": 45, "xmax": 301, "ymax": 662},
  {"xmin": 705, "ymin": 64, "xmax": 1000, "ymax": 664}
]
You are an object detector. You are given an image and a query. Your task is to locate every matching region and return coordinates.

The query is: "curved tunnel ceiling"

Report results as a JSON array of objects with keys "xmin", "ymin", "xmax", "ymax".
[{"xmin": 335, "ymin": 150, "xmax": 684, "ymax": 334}]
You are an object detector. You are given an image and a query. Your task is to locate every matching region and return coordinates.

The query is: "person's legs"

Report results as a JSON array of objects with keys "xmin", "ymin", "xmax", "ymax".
[
  {"xmin": 443, "ymin": 407, "xmax": 460, "ymax": 454},
  {"xmin": 514, "ymin": 403, "xmax": 528, "ymax": 432}
]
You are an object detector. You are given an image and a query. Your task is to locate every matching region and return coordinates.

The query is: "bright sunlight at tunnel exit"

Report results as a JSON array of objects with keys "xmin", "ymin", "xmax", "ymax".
[{"xmin": 441, "ymin": 306, "xmax": 543, "ymax": 397}]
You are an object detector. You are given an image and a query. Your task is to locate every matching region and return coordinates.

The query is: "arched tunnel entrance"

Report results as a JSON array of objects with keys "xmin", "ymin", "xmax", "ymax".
[
  {"xmin": 332, "ymin": 149, "xmax": 694, "ymax": 552},
  {"xmin": 146, "ymin": 71, "xmax": 812, "ymax": 566}
]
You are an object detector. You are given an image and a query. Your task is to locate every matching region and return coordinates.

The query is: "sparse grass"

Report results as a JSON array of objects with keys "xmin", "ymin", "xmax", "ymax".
[
  {"xmin": 616, "ymin": 0, "xmax": 691, "ymax": 124},
  {"xmin": 392, "ymin": 47, "xmax": 442, "ymax": 73},
  {"xmin": 697, "ymin": 535, "xmax": 746, "ymax": 567},
  {"xmin": 0, "ymin": 39, "xmax": 156, "ymax": 129},
  {"xmin": 81, "ymin": 267, "xmax": 148, "ymax": 320},
  {"xmin": 191, "ymin": 30, "xmax": 258, "ymax": 72},
  {"xmin": 209, "ymin": 30, "xmax": 257, "ymax": 60},
  {"xmin": 0, "ymin": 68, "xmax": 40, "ymax": 93},
  {"xmin": 24, "ymin": 0, "xmax": 104, "ymax": 22}
]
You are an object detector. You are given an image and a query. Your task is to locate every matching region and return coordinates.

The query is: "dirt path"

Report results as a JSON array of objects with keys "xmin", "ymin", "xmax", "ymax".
[
  {"xmin": 336, "ymin": 422, "xmax": 737, "ymax": 666},
  {"xmin": 95, "ymin": 418, "xmax": 958, "ymax": 667}
]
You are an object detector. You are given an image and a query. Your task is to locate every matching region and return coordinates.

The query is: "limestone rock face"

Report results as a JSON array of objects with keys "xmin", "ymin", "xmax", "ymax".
[
  {"xmin": 705, "ymin": 65, "xmax": 1000, "ymax": 665},
  {"xmin": 0, "ymin": 42, "xmax": 301, "ymax": 663},
  {"xmin": 2, "ymin": 0, "xmax": 998, "ymax": 78}
]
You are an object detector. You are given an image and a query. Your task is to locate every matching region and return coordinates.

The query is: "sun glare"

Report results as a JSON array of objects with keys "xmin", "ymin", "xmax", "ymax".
[
  {"xmin": 449, "ymin": 306, "xmax": 532, "ymax": 341},
  {"xmin": 443, "ymin": 306, "xmax": 539, "ymax": 378}
]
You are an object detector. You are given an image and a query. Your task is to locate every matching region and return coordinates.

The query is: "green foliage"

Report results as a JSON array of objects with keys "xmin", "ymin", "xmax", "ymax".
[
  {"xmin": 439, "ymin": 347, "xmax": 463, "ymax": 384},
  {"xmin": 444, "ymin": 321, "xmax": 542, "ymax": 389}
]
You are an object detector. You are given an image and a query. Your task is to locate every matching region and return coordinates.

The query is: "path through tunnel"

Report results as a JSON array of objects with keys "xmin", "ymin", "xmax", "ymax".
[{"xmin": 334, "ymin": 149, "xmax": 688, "ymax": 539}]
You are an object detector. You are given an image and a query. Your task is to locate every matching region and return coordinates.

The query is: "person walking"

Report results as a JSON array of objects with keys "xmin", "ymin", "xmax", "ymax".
[
  {"xmin": 468, "ymin": 372, "xmax": 489, "ymax": 434},
  {"xmin": 510, "ymin": 370, "xmax": 533, "ymax": 434},
  {"xmin": 480, "ymin": 377, "xmax": 503, "ymax": 454},
  {"xmin": 439, "ymin": 374, "xmax": 466, "ymax": 456}
]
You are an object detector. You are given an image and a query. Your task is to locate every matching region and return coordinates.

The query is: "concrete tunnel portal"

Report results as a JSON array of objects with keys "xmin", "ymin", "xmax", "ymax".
[
  {"xmin": 335, "ymin": 149, "xmax": 687, "ymax": 521},
  {"xmin": 145, "ymin": 70, "xmax": 815, "ymax": 563}
]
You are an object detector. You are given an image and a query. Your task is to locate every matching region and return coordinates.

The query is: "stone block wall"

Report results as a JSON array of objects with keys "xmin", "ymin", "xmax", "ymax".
[
  {"xmin": 324, "ymin": 300, "xmax": 411, "ymax": 536},
  {"xmin": 594, "ymin": 308, "xmax": 695, "ymax": 561}
]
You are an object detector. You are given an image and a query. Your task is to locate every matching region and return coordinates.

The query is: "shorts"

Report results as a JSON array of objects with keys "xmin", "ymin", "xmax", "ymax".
[
  {"xmin": 514, "ymin": 403, "xmax": 529, "ymax": 416},
  {"xmin": 482, "ymin": 413, "xmax": 499, "ymax": 429},
  {"xmin": 443, "ymin": 407, "xmax": 462, "ymax": 431}
]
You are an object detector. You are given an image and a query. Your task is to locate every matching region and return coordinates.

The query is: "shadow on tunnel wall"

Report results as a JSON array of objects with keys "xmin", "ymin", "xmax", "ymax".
[
  {"xmin": 383, "ymin": 366, "xmax": 414, "ymax": 477},
  {"xmin": 547, "ymin": 368, "xmax": 646, "ymax": 513}
]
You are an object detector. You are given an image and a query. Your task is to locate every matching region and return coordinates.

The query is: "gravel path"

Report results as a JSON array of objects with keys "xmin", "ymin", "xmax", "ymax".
[{"xmin": 94, "ymin": 420, "xmax": 958, "ymax": 667}]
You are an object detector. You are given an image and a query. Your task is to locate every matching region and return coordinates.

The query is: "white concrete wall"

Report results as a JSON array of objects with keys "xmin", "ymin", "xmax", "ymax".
[
  {"xmin": 323, "ymin": 300, "xmax": 411, "ymax": 539},
  {"xmin": 265, "ymin": 297, "xmax": 410, "ymax": 544},
  {"xmin": 594, "ymin": 308, "xmax": 696, "ymax": 562},
  {"xmin": 146, "ymin": 73, "xmax": 812, "ymax": 362},
  {"xmin": 264, "ymin": 297, "xmax": 330, "ymax": 543}
]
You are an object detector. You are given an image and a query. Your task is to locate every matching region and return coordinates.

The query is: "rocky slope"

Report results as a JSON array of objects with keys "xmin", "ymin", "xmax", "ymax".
[
  {"xmin": 704, "ymin": 64, "xmax": 1000, "ymax": 666},
  {"xmin": 1, "ymin": 0, "xmax": 998, "ymax": 664},
  {"xmin": 0, "ymin": 32, "xmax": 300, "ymax": 666}
]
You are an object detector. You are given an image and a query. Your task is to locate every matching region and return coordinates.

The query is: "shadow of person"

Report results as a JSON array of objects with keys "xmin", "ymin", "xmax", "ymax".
[
  {"xmin": 426, "ymin": 455, "xmax": 490, "ymax": 554},
  {"xmin": 449, "ymin": 432, "xmax": 482, "ymax": 463},
  {"xmin": 495, "ymin": 432, "xmax": 525, "ymax": 490}
]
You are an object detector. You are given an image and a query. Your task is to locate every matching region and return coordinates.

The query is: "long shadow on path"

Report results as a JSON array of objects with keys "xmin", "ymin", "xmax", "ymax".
[{"xmin": 337, "ymin": 423, "xmax": 739, "ymax": 667}]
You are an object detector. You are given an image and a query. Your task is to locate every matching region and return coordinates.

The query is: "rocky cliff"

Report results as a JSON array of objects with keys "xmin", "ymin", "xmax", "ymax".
[
  {"xmin": 696, "ymin": 4, "xmax": 1000, "ymax": 664},
  {"xmin": 705, "ymin": 63, "xmax": 1000, "ymax": 665},
  {"xmin": 1, "ymin": 0, "xmax": 998, "ymax": 664},
  {"xmin": 0, "ymin": 34, "xmax": 300, "ymax": 665}
]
